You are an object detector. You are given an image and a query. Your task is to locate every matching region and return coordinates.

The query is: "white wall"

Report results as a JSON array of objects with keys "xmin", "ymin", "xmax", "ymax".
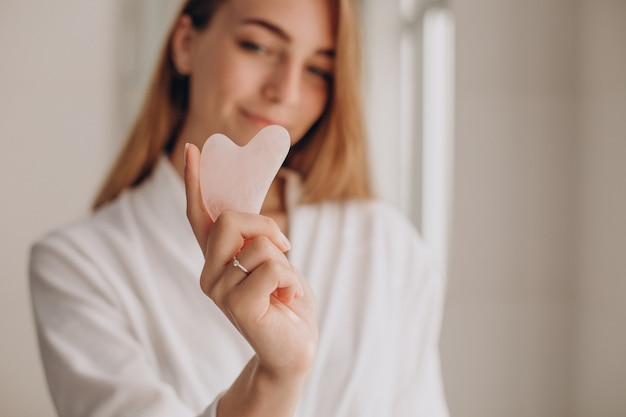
[{"xmin": 0, "ymin": 1, "xmax": 119, "ymax": 415}]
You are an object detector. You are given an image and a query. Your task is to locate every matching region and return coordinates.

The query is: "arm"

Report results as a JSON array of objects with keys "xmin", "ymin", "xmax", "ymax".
[{"xmin": 184, "ymin": 143, "xmax": 318, "ymax": 417}]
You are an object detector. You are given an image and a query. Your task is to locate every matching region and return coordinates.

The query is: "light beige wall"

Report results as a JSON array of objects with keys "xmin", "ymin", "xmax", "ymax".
[
  {"xmin": 0, "ymin": 1, "xmax": 118, "ymax": 415},
  {"xmin": 443, "ymin": 0, "xmax": 579, "ymax": 416},
  {"xmin": 445, "ymin": 1, "xmax": 626, "ymax": 416},
  {"xmin": 576, "ymin": 1, "xmax": 626, "ymax": 416}
]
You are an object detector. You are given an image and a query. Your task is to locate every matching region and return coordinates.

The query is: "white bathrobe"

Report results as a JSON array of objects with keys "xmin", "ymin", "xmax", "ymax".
[{"xmin": 30, "ymin": 156, "xmax": 448, "ymax": 417}]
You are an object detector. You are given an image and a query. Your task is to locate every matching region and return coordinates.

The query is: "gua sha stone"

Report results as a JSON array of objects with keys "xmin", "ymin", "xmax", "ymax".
[{"xmin": 199, "ymin": 125, "xmax": 291, "ymax": 222}]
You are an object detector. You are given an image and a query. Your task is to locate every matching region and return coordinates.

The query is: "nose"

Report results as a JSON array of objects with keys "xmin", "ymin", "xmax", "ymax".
[{"xmin": 262, "ymin": 57, "xmax": 301, "ymax": 105}]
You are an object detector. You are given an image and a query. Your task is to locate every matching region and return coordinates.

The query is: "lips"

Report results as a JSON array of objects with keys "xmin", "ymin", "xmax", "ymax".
[{"xmin": 240, "ymin": 108, "xmax": 285, "ymax": 130}]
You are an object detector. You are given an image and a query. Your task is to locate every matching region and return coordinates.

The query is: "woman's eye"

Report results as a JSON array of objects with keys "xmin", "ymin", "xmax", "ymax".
[
  {"xmin": 239, "ymin": 41, "xmax": 268, "ymax": 55},
  {"xmin": 308, "ymin": 66, "xmax": 332, "ymax": 83}
]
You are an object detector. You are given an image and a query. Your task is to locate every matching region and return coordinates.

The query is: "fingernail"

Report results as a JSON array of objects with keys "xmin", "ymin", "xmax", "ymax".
[
  {"xmin": 184, "ymin": 143, "xmax": 190, "ymax": 166},
  {"xmin": 280, "ymin": 232, "xmax": 291, "ymax": 251}
]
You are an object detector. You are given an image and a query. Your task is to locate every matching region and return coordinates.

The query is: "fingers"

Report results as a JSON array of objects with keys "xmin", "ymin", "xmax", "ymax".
[
  {"xmin": 208, "ymin": 236, "xmax": 303, "ymax": 311},
  {"xmin": 197, "ymin": 212, "xmax": 293, "ymax": 302},
  {"xmin": 237, "ymin": 260, "xmax": 303, "ymax": 308},
  {"xmin": 184, "ymin": 142, "xmax": 213, "ymax": 252},
  {"xmin": 205, "ymin": 211, "xmax": 291, "ymax": 271},
  {"xmin": 237, "ymin": 236, "xmax": 303, "ymax": 304},
  {"xmin": 216, "ymin": 252, "xmax": 305, "ymax": 329}
]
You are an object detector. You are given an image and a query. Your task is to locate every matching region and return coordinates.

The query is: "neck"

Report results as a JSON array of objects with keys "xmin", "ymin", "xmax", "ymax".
[{"xmin": 262, "ymin": 175, "xmax": 285, "ymax": 211}]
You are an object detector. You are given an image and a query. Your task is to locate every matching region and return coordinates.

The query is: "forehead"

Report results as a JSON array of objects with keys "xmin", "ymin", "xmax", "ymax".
[{"xmin": 219, "ymin": 0, "xmax": 336, "ymax": 49}]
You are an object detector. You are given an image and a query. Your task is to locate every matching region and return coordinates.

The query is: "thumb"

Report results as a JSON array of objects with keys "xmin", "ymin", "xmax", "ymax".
[{"xmin": 184, "ymin": 142, "xmax": 214, "ymax": 253}]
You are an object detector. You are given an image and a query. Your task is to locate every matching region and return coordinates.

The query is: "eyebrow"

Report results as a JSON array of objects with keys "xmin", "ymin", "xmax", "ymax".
[{"xmin": 240, "ymin": 18, "xmax": 335, "ymax": 58}]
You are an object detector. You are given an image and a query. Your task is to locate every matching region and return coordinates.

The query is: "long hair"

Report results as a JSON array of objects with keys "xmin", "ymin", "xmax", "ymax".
[{"xmin": 93, "ymin": 0, "xmax": 372, "ymax": 210}]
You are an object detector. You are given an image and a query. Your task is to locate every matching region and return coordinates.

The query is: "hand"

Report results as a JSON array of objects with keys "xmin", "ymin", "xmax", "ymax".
[{"xmin": 184, "ymin": 143, "xmax": 318, "ymax": 379}]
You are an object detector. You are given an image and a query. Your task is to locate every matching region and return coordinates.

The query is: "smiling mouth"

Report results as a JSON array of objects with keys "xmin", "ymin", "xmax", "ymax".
[{"xmin": 240, "ymin": 109, "xmax": 283, "ymax": 130}]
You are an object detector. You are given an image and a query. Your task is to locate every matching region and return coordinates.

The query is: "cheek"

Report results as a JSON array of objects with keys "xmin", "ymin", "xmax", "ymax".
[
  {"xmin": 191, "ymin": 46, "xmax": 253, "ymax": 109},
  {"xmin": 290, "ymin": 87, "xmax": 328, "ymax": 144},
  {"xmin": 301, "ymin": 86, "xmax": 329, "ymax": 123},
  {"xmin": 189, "ymin": 71, "xmax": 235, "ymax": 120},
  {"xmin": 189, "ymin": 57, "xmax": 221, "ymax": 113},
  {"xmin": 213, "ymin": 57, "xmax": 268, "ymax": 111}
]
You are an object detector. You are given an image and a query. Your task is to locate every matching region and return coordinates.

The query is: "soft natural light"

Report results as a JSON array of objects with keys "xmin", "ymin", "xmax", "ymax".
[
  {"xmin": 422, "ymin": 7, "xmax": 455, "ymax": 277},
  {"xmin": 399, "ymin": 27, "xmax": 418, "ymax": 215}
]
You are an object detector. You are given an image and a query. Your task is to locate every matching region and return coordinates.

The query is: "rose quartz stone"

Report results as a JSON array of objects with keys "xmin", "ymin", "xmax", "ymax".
[{"xmin": 199, "ymin": 125, "xmax": 290, "ymax": 221}]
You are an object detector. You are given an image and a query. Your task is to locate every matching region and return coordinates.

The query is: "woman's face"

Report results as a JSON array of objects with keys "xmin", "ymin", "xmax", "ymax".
[{"xmin": 176, "ymin": 0, "xmax": 335, "ymax": 146}]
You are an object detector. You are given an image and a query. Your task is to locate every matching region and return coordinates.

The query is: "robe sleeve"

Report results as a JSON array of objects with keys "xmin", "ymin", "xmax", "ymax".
[{"xmin": 29, "ymin": 234, "xmax": 220, "ymax": 417}]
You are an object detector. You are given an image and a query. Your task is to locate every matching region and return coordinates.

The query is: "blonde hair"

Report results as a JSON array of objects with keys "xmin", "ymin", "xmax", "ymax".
[{"xmin": 93, "ymin": 0, "xmax": 372, "ymax": 210}]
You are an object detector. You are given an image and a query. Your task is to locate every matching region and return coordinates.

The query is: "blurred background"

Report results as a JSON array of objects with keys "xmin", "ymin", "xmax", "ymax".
[{"xmin": 1, "ymin": 0, "xmax": 625, "ymax": 416}]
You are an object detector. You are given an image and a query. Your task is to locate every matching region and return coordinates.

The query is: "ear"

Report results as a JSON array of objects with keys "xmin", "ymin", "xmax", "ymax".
[{"xmin": 170, "ymin": 15, "xmax": 195, "ymax": 76}]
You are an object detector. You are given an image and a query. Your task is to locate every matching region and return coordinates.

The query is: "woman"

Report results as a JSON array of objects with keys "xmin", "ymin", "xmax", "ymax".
[{"xmin": 30, "ymin": 0, "xmax": 449, "ymax": 416}]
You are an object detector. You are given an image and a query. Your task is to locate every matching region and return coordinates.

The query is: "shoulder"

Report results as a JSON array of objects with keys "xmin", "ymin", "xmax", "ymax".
[
  {"xmin": 346, "ymin": 199, "xmax": 416, "ymax": 232},
  {"xmin": 297, "ymin": 198, "xmax": 444, "ymax": 299},
  {"xmin": 32, "ymin": 191, "xmax": 134, "ymax": 256},
  {"xmin": 319, "ymin": 198, "xmax": 425, "ymax": 245},
  {"xmin": 299, "ymin": 198, "xmax": 435, "ymax": 267},
  {"xmin": 29, "ymin": 191, "xmax": 139, "ymax": 292}
]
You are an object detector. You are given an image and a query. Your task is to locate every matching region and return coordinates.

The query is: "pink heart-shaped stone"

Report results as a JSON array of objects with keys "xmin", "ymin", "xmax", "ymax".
[{"xmin": 199, "ymin": 125, "xmax": 290, "ymax": 221}]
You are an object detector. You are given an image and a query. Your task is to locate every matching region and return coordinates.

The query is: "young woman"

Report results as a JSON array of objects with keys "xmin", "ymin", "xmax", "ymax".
[{"xmin": 30, "ymin": 0, "xmax": 449, "ymax": 416}]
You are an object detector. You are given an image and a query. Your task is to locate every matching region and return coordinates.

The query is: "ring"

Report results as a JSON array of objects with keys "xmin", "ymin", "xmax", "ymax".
[{"xmin": 232, "ymin": 257, "xmax": 249, "ymax": 274}]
